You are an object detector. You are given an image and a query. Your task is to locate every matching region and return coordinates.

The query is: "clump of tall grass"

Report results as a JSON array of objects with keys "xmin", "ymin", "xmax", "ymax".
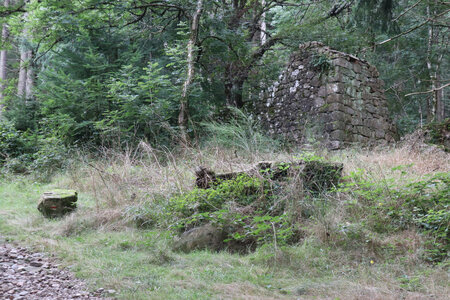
[{"xmin": 201, "ymin": 107, "xmax": 282, "ymax": 158}]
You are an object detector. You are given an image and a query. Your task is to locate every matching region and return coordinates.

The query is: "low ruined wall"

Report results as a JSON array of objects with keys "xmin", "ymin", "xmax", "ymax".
[{"xmin": 258, "ymin": 42, "xmax": 398, "ymax": 149}]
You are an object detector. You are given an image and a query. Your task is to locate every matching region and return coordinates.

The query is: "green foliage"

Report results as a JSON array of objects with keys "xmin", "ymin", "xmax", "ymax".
[
  {"xmin": 294, "ymin": 152, "xmax": 325, "ymax": 162},
  {"xmin": 29, "ymin": 136, "xmax": 70, "ymax": 181},
  {"xmin": 202, "ymin": 108, "xmax": 281, "ymax": 154},
  {"xmin": 0, "ymin": 120, "xmax": 36, "ymax": 162},
  {"xmin": 96, "ymin": 62, "xmax": 178, "ymax": 145},
  {"xmin": 140, "ymin": 174, "xmax": 295, "ymax": 247},
  {"xmin": 293, "ymin": 153, "xmax": 342, "ymax": 194},
  {"xmin": 170, "ymin": 174, "xmax": 266, "ymax": 217},
  {"xmin": 352, "ymin": 0, "xmax": 399, "ymax": 33},
  {"xmin": 2, "ymin": 0, "xmax": 448, "ymax": 153},
  {"xmin": 310, "ymin": 54, "xmax": 332, "ymax": 74},
  {"xmin": 397, "ymin": 275, "xmax": 423, "ymax": 292},
  {"xmin": 3, "ymin": 96, "xmax": 40, "ymax": 132},
  {"xmin": 0, "ymin": 120, "xmax": 69, "ymax": 179},
  {"xmin": 36, "ymin": 43, "xmax": 117, "ymax": 145},
  {"xmin": 339, "ymin": 169, "xmax": 449, "ymax": 262},
  {"xmin": 423, "ymin": 119, "xmax": 450, "ymax": 151}
]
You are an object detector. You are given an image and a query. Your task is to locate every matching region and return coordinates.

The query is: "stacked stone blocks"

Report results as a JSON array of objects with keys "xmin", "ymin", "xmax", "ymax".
[{"xmin": 259, "ymin": 42, "xmax": 398, "ymax": 149}]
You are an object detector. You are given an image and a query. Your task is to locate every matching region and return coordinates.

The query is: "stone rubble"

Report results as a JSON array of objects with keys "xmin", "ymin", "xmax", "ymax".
[{"xmin": 0, "ymin": 241, "xmax": 112, "ymax": 300}]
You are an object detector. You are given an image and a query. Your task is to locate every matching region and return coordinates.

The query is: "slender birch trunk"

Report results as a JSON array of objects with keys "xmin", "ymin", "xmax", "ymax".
[
  {"xmin": 260, "ymin": 0, "xmax": 266, "ymax": 45},
  {"xmin": 178, "ymin": 0, "xmax": 203, "ymax": 145},
  {"xmin": 25, "ymin": 50, "xmax": 34, "ymax": 98},
  {"xmin": 17, "ymin": 49, "xmax": 27, "ymax": 97},
  {"xmin": 435, "ymin": 70, "xmax": 445, "ymax": 122},
  {"xmin": 0, "ymin": 0, "xmax": 10, "ymax": 116}
]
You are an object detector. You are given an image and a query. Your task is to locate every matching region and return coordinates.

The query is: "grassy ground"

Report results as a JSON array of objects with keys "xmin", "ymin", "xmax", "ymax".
[{"xmin": 0, "ymin": 143, "xmax": 449, "ymax": 299}]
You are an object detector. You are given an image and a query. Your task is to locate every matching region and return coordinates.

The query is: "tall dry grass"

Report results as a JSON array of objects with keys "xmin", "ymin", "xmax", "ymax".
[
  {"xmin": 51, "ymin": 137, "xmax": 449, "ymax": 238},
  {"xmin": 38, "ymin": 139, "xmax": 449, "ymax": 299},
  {"xmin": 53, "ymin": 141, "xmax": 292, "ymax": 235}
]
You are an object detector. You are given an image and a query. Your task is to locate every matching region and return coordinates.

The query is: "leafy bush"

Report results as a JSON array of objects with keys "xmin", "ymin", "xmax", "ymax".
[
  {"xmin": 424, "ymin": 118, "xmax": 450, "ymax": 151},
  {"xmin": 0, "ymin": 121, "xmax": 37, "ymax": 165},
  {"xmin": 384, "ymin": 173, "xmax": 449, "ymax": 262},
  {"xmin": 1, "ymin": 120, "xmax": 69, "ymax": 179},
  {"xmin": 141, "ymin": 174, "xmax": 296, "ymax": 248},
  {"xmin": 339, "ymin": 169, "xmax": 449, "ymax": 262},
  {"xmin": 96, "ymin": 62, "xmax": 178, "ymax": 146},
  {"xmin": 169, "ymin": 174, "xmax": 268, "ymax": 217},
  {"xmin": 30, "ymin": 136, "xmax": 71, "ymax": 181}
]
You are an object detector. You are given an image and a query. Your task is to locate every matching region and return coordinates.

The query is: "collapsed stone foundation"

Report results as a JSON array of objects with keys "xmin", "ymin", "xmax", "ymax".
[{"xmin": 258, "ymin": 42, "xmax": 398, "ymax": 149}]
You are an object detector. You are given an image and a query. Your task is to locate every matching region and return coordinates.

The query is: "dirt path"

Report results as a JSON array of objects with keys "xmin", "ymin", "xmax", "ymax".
[{"xmin": 0, "ymin": 239, "xmax": 112, "ymax": 299}]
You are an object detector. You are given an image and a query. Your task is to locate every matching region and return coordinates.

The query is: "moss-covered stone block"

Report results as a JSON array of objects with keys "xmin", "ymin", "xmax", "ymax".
[{"xmin": 37, "ymin": 189, "xmax": 77, "ymax": 218}]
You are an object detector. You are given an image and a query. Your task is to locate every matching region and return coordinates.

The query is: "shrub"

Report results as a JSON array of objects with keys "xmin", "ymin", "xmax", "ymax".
[
  {"xmin": 1, "ymin": 120, "xmax": 69, "ymax": 179},
  {"xmin": 424, "ymin": 118, "xmax": 450, "ymax": 151},
  {"xmin": 30, "ymin": 136, "xmax": 71, "ymax": 181},
  {"xmin": 0, "ymin": 120, "xmax": 37, "ymax": 163},
  {"xmin": 339, "ymin": 169, "xmax": 449, "ymax": 262},
  {"xmin": 148, "ymin": 174, "xmax": 297, "ymax": 248},
  {"xmin": 170, "ymin": 174, "xmax": 268, "ymax": 216}
]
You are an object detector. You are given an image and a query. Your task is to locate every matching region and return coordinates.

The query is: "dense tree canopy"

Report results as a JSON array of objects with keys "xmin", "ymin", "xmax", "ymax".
[{"xmin": 0, "ymin": 0, "xmax": 448, "ymax": 151}]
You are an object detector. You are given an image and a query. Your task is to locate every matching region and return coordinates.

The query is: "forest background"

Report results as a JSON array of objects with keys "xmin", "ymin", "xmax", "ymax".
[{"xmin": 0, "ymin": 0, "xmax": 448, "ymax": 170}]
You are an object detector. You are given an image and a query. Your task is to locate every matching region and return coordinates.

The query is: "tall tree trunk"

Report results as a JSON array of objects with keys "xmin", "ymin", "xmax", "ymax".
[
  {"xmin": 0, "ymin": 0, "xmax": 10, "ymax": 116},
  {"xmin": 25, "ymin": 50, "xmax": 33, "ymax": 98},
  {"xmin": 17, "ymin": 10, "xmax": 33, "ymax": 99},
  {"xmin": 435, "ymin": 70, "xmax": 445, "ymax": 122},
  {"xmin": 260, "ymin": 0, "xmax": 266, "ymax": 45},
  {"xmin": 17, "ymin": 49, "xmax": 27, "ymax": 97},
  {"xmin": 223, "ymin": 1, "xmax": 277, "ymax": 109},
  {"xmin": 178, "ymin": 0, "xmax": 203, "ymax": 145},
  {"xmin": 426, "ymin": 1, "xmax": 444, "ymax": 123}
]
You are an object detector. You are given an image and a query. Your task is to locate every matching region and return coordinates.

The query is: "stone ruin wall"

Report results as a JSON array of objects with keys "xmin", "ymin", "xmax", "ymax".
[{"xmin": 258, "ymin": 42, "xmax": 398, "ymax": 149}]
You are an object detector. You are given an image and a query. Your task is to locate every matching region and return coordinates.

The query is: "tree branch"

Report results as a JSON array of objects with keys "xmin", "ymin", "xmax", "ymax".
[
  {"xmin": 249, "ymin": 36, "xmax": 282, "ymax": 65},
  {"xmin": 376, "ymin": 8, "xmax": 450, "ymax": 46},
  {"xmin": 405, "ymin": 82, "xmax": 450, "ymax": 97},
  {"xmin": 123, "ymin": 7, "xmax": 148, "ymax": 27},
  {"xmin": 393, "ymin": 0, "xmax": 423, "ymax": 22},
  {"xmin": 198, "ymin": 35, "xmax": 240, "ymax": 59},
  {"xmin": 327, "ymin": 0, "xmax": 355, "ymax": 18},
  {"xmin": 0, "ymin": 2, "xmax": 26, "ymax": 17}
]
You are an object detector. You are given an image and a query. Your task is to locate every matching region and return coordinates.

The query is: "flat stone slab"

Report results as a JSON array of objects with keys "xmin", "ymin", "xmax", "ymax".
[{"xmin": 37, "ymin": 189, "xmax": 77, "ymax": 218}]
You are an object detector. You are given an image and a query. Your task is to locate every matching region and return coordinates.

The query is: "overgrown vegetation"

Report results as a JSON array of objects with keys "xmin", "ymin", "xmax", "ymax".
[
  {"xmin": 310, "ymin": 53, "xmax": 332, "ymax": 74},
  {"xmin": 1, "ymin": 140, "xmax": 448, "ymax": 298},
  {"xmin": 0, "ymin": 120, "xmax": 69, "ymax": 178},
  {"xmin": 201, "ymin": 108, "xmax": 281, "ymax": 156},
  {"xmin": 0, "ymin": 0, "xmax": 449, "ymax": 298},
  {"xmin": 168, "ymin": 174, "xmax": 295, "ymax": 248},
  {"xmin": 1, "ymin": 0, "xmax": 448, "ymax": 160},
  {"xmin": 338, "ymin": 169, "xmax": 449, "ymax": 262},
  {"xmin": 424, "ymin": 118, "xmax": 450, "ymax": 152}
]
